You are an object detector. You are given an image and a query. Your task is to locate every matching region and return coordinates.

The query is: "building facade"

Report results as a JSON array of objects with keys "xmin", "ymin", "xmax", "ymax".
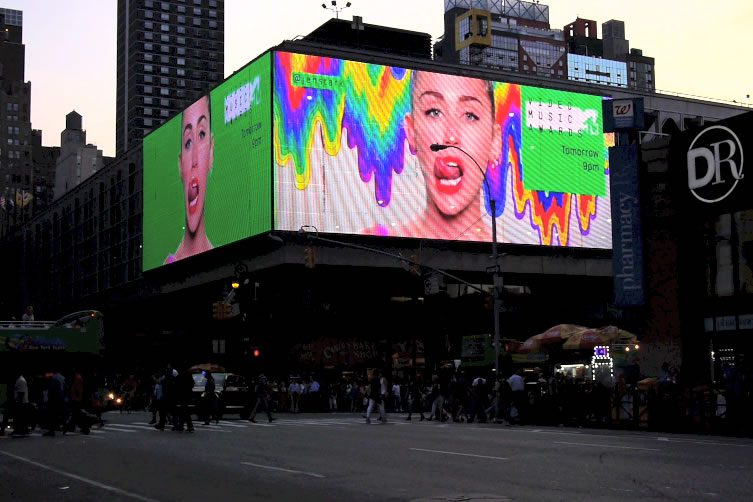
[
  {"xmin": 116, "ymin": 0, "xmax": 225, "ymax": 156},
  {"xmin": 435, "ymin": 0, "xmax": 568, "ymax": 80},
  {"xmin": 0, "ymin": 8, "xmax": 33, "ymax": 236},
  {"xmin": 54, "ymin": 111, "xmax": 109, "ymax": 201},
  {"xmin": 30, "ymin": 129, "xmax": 60, "ymax": 214}
]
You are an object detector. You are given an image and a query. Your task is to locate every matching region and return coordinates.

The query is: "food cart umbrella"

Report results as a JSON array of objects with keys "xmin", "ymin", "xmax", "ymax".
[
  {"xmin": 517, "ymin": 324, "xmax": 588, "ymax": 353},
  {"xmin": 189, "ymin": 363, "xmax": 226, "ymax": 373},
  {"xmin": 597, "ymin": 326, "xmax": 638, "ymax": 343},
  {"xmin": 561, "ymin": 328, "xmax": 611, "ymax": 350}
]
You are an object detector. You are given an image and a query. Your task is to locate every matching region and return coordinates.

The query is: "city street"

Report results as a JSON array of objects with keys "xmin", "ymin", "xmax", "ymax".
[{"xmin": 1, "ymin": 411, "xmax": 752, "ymax": 501}]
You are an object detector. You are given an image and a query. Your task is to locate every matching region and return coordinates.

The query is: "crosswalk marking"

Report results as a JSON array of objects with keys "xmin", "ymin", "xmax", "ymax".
[
  {"xmin": 0, "ymin": 416, "xmax": 417, "ymax": 440},
  {"xmin": 92, "ymin": 427, "xmax": 137, "ymax": 433},
  {"xmin": 108, "ymin": 424, "xmax": 159, "ymax": 431},
  {"xmin": 216, "ymin": 421, "xmax": 248, "ymax": 428}
]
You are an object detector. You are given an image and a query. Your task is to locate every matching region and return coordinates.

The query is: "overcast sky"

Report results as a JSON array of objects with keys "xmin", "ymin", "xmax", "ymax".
[{"xmin": 6, "ymin": 0, "xmax": 753, "ymax": 156}]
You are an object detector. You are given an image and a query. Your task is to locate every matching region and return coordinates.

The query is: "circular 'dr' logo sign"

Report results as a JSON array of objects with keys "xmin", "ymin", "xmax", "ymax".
[{"xmin": 687, "ymin": 125, "xmax": 744, "ymax": 203}]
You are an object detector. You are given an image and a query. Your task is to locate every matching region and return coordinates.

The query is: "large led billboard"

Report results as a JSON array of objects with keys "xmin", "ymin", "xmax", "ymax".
[
  {"xmin": 273, "ymin": 52, "xmax": 613, "ymax": 248},
  {"xmin": 143, "ymin": 53, "xmax": 272, "ymax": 271}
]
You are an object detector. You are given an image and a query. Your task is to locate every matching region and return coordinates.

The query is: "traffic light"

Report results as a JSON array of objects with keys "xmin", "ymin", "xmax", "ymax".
[
  {"xmin": 251, "ymin": 347, "xmax": 261, "ymax": 358},
  {"xmin": 212, "ymin": 302, "xmax": 221, "ymax": 320},
  {"xmin": 222, "ymin": 302, "xmax": 233, "ymax": 318},
  {"xmin": 304, "ymin": 245, "xmax": 315, "ymax": 269},
  {"xmin": 483, "ymin": 294, "xmax": 494, "ymax": 310}
]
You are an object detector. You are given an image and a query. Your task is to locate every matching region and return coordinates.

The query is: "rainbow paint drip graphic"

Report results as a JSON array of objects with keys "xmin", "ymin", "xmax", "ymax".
[{"xmin": 273, "ymin": 51, "xmax": 612, "ymax": 249}]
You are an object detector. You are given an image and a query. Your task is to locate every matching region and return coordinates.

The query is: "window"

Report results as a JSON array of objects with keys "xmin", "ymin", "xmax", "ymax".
[
  {"xmin": 161, "ymin": 2, "xmax": 169, "ymax": 9},
  {"xmin": 144, "ymin": 118, "xmax": 153, "ymax": 127},
  {"xmin": 177, "ymin": 47, "xmax": 186, "ymax": 55},
  {"xmin": 144, "ymin": 53, "xmax": 153, "ymax": 61},
  {"xmin": 143, "ymin": 108, "xmax": 153, "ymax": 116},
  {"xmin": 145, "ymin": 10, "xmax": 153, "ymax": 18},
  {"xmin": 209, "ymin": 20, "xmax": 217, "ymax": 28},
  {"xmin": 177, "ymin": 5, "xmax": 186, "ymax": 13},
  {"xmin": 144, "ymin": 97, "xmax": 153, "ymax": 105},
  {"xmin": 145, "ymin": 0, "xmax": 153, "ymax": 6},
  {"xmin": 177, "ymin": 79, "xmax": 186, "ymax": 87},
  {"xmin": 160, "ymin": 66, "xmax": 169, "ymax": 74},
  {"xmin": 144, "ymin": 64, "xmax": 153, "ymax": 72},
  {"xmin": 177, "ymin": 25, "xmax": 185, "ymax": 34},
  {"xmin": 144, "ymin": 85, "xmax": 153, "ymax": 94},
  {"xmin": 193, "ymin": 18, "xmax": 201, "ymax": 26},
  {"xmin": 193, "ymin": 7, "xmax": 202, "ymax": 15},
  {"xmin": 160, "ymin": 98, "xmax": 169, "ymax": 106},
  {"xmin": 177, "ymin": 57, "xmax": 185, "ymax": 66},
  {"xmin": 160, "ymin": 110, "xmax": 170, "ymax": 117},
  {"xmin": 143, "ymin": 75, "xmax": 153, "ymax": 83},
  {"xmin": 177, "ymin": 36, "xmax": 185, "ymax": 45},
  {"xmin": 144, "ymin": 43, "xmax": 153, "ymax": 51},
  {"xmin": 209, "ymin": 0, "xmax": 217, "ymax": 6},
  {"xmin": 160, "ymin": 45, "xmax": 169, "ymax": 53},
  {"xmin": 177, "ymin": 68, "xmax": 186, "ymax": 76},
  {"xmin": 178, "ymin": 15, "xmax": 185, "ymax": 23},
  {"xmin": 161, "ymin": 23, "xmax": 169, "ymax": 32},
  {"xmin": 160, "ymin": 88, "xmax": 169, "ymax": 96},
  {"xmin": 160, "ymin": 77, "xmax": 169, "ymax": 85},
  {"xmin": 160, "ymin": 55, "xmax": 169, "ymax": 63},
  {"xmin": 5, "ymin": 103, "xmax": 11, "ymax": 111},
  {"xmin": 144, "ymin": 21, "xmax": 153, "ymax": 30},
  {"xmin": 209, "ymin": 9, "xmax": 217, "ymax": 17},
  {"xmin": 160, "ymin": 34, "xmax": 169, "ymax": 42},
  {"xmin": 144, "ymin": 32, "xmax": 153, "ymax": 40},
  {"xmin": 161, "ymin": 13, "xmax": 169, "ymax": 21}
]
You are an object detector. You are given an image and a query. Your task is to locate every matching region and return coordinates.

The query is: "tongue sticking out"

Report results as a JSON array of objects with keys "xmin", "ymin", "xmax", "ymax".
[
  {"xmin": 434, "ymin": 159, "xmax": 462, "ymax": 180},
  {"xmin": 188, "ymin": 178, "xmax": 200, "ymax": 213}
]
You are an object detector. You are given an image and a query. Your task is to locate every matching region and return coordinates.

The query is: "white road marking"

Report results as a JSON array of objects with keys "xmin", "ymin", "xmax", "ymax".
[
  {"xmin": 554, "ymin": 441, "xmax": 660, "ymax": 451},
  {"xmin": 108, "ymin": 424, "xmax": 158, "ymax": 431},
  {"xmin": 0, "ymin": 450, "xmax": 161, "ymax": 502},
  {"xmin": 97, "ymin": 426, "xmax": 137, "ymax": 433},
  {"xmin": 410, "ymin": 448, "xmax": 508, "ymax": 461},
  {"xmin": 246, "ymin": 422, "xmax": 275, "ymax": 427},
  {"xmin": 215, "ymin": 421, "xmax": 248, "ymax": 428},
  {"xmin": 655, "ymin": 437, "xmax": 751, "ymax": 448},
  {"xmin": 241, "ymin": 461, "xmax": 325, "ymax": 478}
]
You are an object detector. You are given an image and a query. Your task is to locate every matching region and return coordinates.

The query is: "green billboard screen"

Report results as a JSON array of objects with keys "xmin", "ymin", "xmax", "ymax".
[{"xmin": 142, "ymin": 53, "xmax": 272, "ymax": 271}]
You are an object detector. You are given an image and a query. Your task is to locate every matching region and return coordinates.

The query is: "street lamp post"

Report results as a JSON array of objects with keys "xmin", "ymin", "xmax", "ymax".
[
  {"xmin": 321, "ymin": 1, "xmax": 351, "ymax": 19},
  {"xmin": 430, "ymin": 143, "xmax": 501, "ymax": 376}
]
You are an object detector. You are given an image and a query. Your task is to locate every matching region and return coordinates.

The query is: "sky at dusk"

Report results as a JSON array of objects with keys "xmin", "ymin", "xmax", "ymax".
[{"xmin": 6, "ymin": 0, "xmax": 753, "ymax": 156}]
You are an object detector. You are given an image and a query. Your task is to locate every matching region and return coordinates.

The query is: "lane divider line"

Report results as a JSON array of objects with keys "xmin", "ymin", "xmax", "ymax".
[
  {"xmin": 410, "ymin": 448, "xmax": 508, "ymax": 461},
  {"xmin": 241, "ymin": 461, "xmax": 325, "ymax": 478},
  {"xmin": 0, "ymin": 450, "xmax": 161, "ymax": 502},
  {"xmin": 555, "ymin": 441, "xmax": 660, "ymax": 451}
]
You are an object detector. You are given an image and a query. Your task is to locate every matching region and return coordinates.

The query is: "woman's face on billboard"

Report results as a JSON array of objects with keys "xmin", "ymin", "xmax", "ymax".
[
  {"xmin": 179, "ymin": 96, "xmax": 213, "ymax": 235},
  {"xmin": 406, "ymin": 71, "xmax": 500, "ymax": 217}
]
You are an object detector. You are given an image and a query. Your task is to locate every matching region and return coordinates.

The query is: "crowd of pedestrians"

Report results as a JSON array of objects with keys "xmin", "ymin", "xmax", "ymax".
[{"xmin": 3, "ymin": 363, "xmax": 751, "ymax": 437}]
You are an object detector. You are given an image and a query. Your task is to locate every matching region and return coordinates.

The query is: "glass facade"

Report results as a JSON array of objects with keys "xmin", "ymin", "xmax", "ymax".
[{"xmin": 567, "ymin": 54, "xmax": 627, "ymax": 88}]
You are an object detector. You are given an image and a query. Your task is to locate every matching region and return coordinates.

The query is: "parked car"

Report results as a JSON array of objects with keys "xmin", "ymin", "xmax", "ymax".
[
  {"xmin": 220, "ymin": 373, "xmax": 250, "ymax": 420},
  {"xmin": 190, "ymin": 371, "xmax": 250, "ymax": 419}
]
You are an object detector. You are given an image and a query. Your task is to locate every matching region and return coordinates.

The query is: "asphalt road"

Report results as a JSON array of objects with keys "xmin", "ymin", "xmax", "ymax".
[{"xmin": 1, "ymin": 410, "xmax": 752, "ymax": 501}]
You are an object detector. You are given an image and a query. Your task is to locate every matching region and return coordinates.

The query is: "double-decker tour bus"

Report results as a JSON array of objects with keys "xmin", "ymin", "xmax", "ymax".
[{"xmin": 0, "ymin": 310, "xmax": 104, "ymax": 406}]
